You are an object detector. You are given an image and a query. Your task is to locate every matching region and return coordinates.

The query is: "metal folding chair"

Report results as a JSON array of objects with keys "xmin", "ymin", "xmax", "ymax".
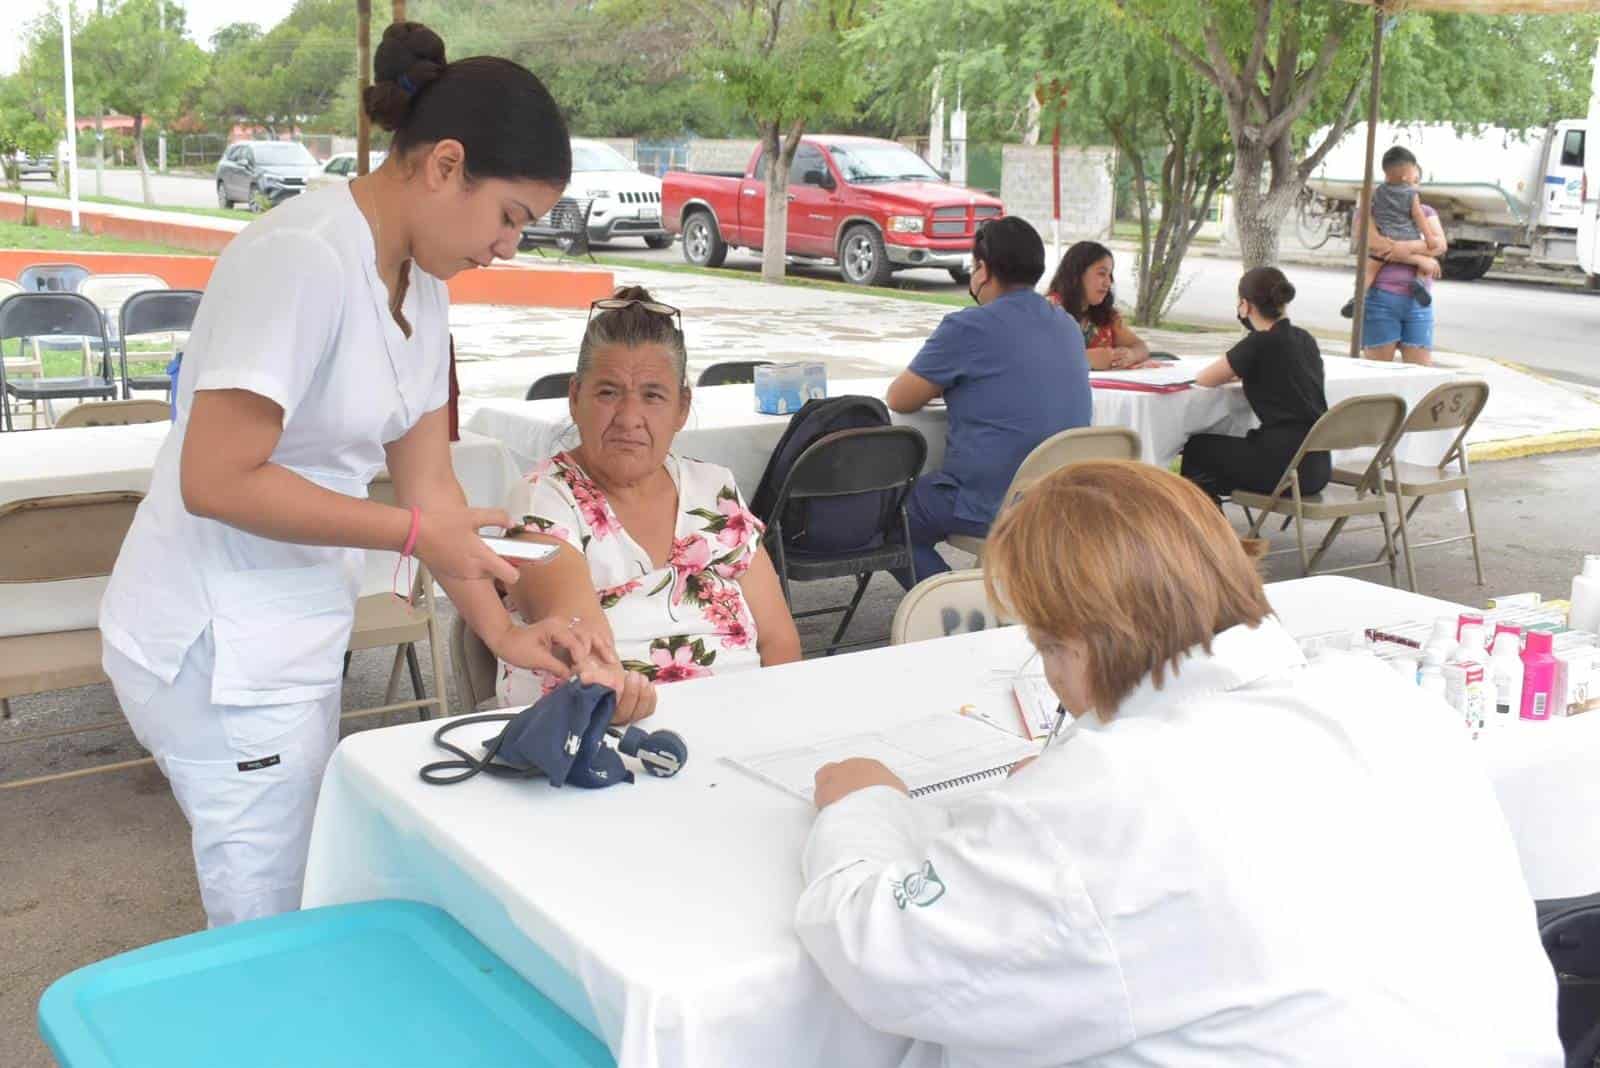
[
  {"xmin": 948, "ymin": 426, "xmax": 1142, "ymax": 561},
  {"xmin": 0, "ymin": 293, "xmax": 117, "ymax": 432},
  {"xmin": 763, "ymin": 425, "xmax": 927, "ymax": 654},
  {"xmin": 1231, "ymin": 394, "xmax": 1410, "ymax": 588}
]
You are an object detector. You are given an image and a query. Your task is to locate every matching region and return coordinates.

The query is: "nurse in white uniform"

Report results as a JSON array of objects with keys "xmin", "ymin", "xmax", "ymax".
[
  {"xmin": 796, "ymin": 462, "xmax": 1561, "ymax": 1066},
  {"xmin": 99, "ymin": 22, "xmax": 630, "ymax": 928}
]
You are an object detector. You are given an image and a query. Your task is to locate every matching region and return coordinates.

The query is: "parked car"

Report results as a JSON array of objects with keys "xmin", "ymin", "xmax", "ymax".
[
  {"xmin": 521, "ymin": 138, "xmax": 670, "ymax": 251},
  {"xmin": 308, "ymin": 150, "xmax": 388, "ymax": 189},
  {"xmin": 215, "ymin": 141, "xmax": 320, "ymax": 211},
  {"xmin": 661, "ymin": 135, "xmax": 1003, "ymax": 286},
  {"xmin": 13, "ymin": 152, "xmax": 56, "ymax": 179}
]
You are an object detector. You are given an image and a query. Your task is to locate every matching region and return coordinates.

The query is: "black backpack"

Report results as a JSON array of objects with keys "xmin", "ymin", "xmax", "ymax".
[{"xmin": 750, "ymin": 395, "xmax": 896, "ymax": 553}]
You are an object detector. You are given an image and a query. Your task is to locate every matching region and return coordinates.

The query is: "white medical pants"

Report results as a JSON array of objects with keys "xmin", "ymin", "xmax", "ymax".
[{"xmin": 104, "ymin": 626, "xmax": 341, "ymax": 928}]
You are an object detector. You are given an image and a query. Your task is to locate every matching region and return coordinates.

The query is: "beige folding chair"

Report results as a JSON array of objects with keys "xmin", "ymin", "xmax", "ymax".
[
  {"xmin": 948, "ymin": 426, "xmax": 1142, "ymax": 561},
  {"xmin": 890, "ymin": 569, "xmax": 1006, "ymax": 645},
  {"xmin": 0, "ymin": 491, "xmax": 143, "ymax": 789},
  {"xmin": 54, "ymin": 398, "xmax": 171, "ymax": 428},
  {"xmin": 1331, "ymin": 380, "xmax": 1489, "ymax": 591},
  {"xmin": 450, "ymin": 616, "xmax": 500, "ymax": 713},
  {"xmin": 343, "ymin": 475, "xmax": 450, "ymax": 724},
  {"xmin": 1231, "ymin": 394, "xmax": 1410, "ymax": 588},
  {"xmin": 0, "ymin": 277, "xmax": 44, "ymax": 429}
]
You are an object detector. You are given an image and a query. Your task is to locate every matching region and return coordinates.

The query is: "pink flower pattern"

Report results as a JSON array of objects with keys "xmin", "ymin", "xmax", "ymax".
[
  {"xmin": 651, "ymin": 643, "xmax": 711, "ymax": 683},
  {"xmin": 496, "ymin": 454, "xmax": 765, "ymax": 706}
]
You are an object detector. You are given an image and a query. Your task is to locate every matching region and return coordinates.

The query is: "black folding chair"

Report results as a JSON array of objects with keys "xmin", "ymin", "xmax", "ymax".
[
  {"xmin": 0, "ymin": 293, "xmax": 116, "ymax": 431},
  {"xmin": 525, "ymin": 372, "xmax": 574, "ymax": 401},
  {"xmin": 119, "ymin": 289, "xmax": 201, "ymax": 400},
  {"xmin": 762, "ymin": 425, "xmax": 927, "ymax": 655},
  {"xmin": 697, "ymin": 360, "xmax": 774, "ymax": 387},
  {"xmin": 1539, "ymin": 891, "xmax": 1600, "ymax": 1068}
]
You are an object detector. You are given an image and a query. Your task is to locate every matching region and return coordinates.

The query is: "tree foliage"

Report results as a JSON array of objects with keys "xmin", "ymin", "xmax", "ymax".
[{"xmin": 852, "ymin": 0, "xmax": 1231, "ymax": 322}]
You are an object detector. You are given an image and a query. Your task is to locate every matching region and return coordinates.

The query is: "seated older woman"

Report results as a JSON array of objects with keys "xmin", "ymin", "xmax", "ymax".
[
  {"xmin": 796, "ymin": 461, "xmax": 1559, "ymax": 1065},
  {"xmin": 496, "ymin": 285, "xmax": 802, "ymax": 716}
]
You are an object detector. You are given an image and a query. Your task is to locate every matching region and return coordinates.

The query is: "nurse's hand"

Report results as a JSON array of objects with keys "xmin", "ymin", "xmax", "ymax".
[
  {"xmin": 813, "ymin": 758, "xmax": 908, "ymax": 810},
  {"xmin": 415, "ymin": 506, "xmax": 522, "ymax": 585},
  {"xmin": 492, "ymin": 616, "xmax": 618, "ymax": 680},
  {"xmin": 576, "ymin": 661, "xmax": 657, "ymax": 726}
]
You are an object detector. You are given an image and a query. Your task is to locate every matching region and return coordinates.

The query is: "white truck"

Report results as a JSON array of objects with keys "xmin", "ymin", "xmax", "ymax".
[
  {"xmin": 1578, "ymin": 42, "xmax": 1600, "ymax": 286},
  {"xmin": 1305, "ymin": 118, "xmax": 1586, "ymax": 280}
]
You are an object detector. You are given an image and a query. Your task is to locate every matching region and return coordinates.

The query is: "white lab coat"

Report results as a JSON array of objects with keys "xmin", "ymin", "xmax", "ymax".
[
  {"xmin": 99, "ymin": 183, "xmax": 450, "ymax": 925},
  {"xmin": 796, "ymin": 619, "xmax": 1562, "ymax": 1067}
]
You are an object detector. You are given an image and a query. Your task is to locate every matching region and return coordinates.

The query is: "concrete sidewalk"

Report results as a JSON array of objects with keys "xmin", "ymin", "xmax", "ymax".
[{"xmin": 453, "ymin": 262, "xmax": 1600, "ymax": 462}]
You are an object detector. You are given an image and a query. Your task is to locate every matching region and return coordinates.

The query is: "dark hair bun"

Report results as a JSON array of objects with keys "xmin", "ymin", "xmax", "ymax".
[
  {"xmin": 612, "ymin": 284, "xmax": 655, "ymax": 303},
  {"xmin": 363, "ymin": 22, "xmax": 447, "ymax": 132},
  {"xmin": 1272, "ymin": 278, "xmax": 1296, "ymax": 306}
]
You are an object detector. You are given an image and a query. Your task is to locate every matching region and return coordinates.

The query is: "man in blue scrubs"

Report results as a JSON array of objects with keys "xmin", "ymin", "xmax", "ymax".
[{"xmin": 886, "ymin": 217, "xmax": 1091, "ymax": 587}]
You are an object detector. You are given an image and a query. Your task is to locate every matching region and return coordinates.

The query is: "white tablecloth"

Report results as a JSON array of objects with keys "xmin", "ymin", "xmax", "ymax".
[
  {"xmin": 0, "ymin": 424, "xmax": 521, "ymax": 637},
  {"xmin": 464, "ymin": 359, "xmax": 1461, "ymax": 500},
  {"xmin": 302, "ymin": 576, "xmax": 1599, "ymax": 1068}
]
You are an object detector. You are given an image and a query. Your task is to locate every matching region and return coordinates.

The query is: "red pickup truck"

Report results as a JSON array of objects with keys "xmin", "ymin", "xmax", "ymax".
[{"xmin": 661, "ymin": 135, "xmax": 1004, "ymax": 287}]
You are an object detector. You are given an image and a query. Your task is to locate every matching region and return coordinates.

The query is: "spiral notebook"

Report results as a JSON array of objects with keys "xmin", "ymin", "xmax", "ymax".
[{"xmin": 726, "ymin": 713, "xmax": 1041, "ymax": 804}]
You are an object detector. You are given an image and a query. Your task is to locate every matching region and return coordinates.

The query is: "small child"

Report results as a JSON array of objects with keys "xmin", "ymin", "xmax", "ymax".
[{"xmin": 1341, "ymin": 145, "xmax": 1433, "ymax": 317}]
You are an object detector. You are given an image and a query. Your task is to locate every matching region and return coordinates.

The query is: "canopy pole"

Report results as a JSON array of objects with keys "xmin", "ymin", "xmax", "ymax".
[{"xmin": 1348, "ymin": 2, "xmax": 1384, "ymax": 358}]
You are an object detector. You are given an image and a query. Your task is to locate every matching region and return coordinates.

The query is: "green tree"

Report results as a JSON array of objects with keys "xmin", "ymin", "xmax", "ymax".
[
  {"xmin": 90, "ymin": 0, "xmax": 208, "ymax": 203},
  {"xmin": 200, "ymin": 0, "xmax": 354, "ymax": 137},
  {"xmin": 0, "ymin": 75, "xmax": 58, "ymax": 189},
  {"xmin": 851, "ymin": 0, "xmax": 1231, "ymax": 323},
  {"xmin": 1116, "ymin": 1, "xmax": 1600, "ymax": 268}
]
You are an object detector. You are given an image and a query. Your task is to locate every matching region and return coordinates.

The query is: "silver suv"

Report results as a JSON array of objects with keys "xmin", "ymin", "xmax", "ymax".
[{"xmin": 215, "ymin": 141, "xmax": 320, "ymax": 211}]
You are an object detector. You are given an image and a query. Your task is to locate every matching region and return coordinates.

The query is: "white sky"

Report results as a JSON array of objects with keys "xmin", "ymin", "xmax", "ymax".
[{"xmin": 1, "ymin": 0, "xmax": 301, "ymax": 76}]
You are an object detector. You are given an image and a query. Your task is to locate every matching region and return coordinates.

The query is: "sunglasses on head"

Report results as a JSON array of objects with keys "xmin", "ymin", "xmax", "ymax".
[{"xmin": 587, "ymin": 297, "xmax": 683, "ymax": 330}]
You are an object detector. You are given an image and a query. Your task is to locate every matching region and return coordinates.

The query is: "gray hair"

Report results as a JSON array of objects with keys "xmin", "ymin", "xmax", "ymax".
[{"xmin": 575, "ymin": 285, "xmax": 689, "ymax": 389}]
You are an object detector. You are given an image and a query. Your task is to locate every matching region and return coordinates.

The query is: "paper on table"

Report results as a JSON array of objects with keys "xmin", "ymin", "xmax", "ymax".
[
  {"xmin": 1089, "ymin": 365, "xmax": 1197, "ymax": 387},
  {"xmin": 726, "ymin": 712, "xmax": 1040, "ymax": 804}
]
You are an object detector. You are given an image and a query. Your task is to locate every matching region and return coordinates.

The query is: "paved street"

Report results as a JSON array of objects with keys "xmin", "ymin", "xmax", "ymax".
[
  {"xmin": 23, "ymin": 167, "xmax": 226, "ymax": 210},
  {"xmin": 606, "ymin": 239, "xmax": 1600, "ymax": 387},
  {"xmin": 22, "ymin": 168, "xmax": 1598, "ymax": 383}
]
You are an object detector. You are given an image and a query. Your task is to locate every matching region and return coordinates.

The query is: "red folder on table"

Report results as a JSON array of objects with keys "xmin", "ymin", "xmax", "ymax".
[{"xmin": 1089, "ymin": 378, "xmax": 1192, "ymax": 394}]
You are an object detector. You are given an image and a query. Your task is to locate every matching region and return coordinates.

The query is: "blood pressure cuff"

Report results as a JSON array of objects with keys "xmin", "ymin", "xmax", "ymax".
[{"xmin": 493, "ymin": 680, "xmax": 633, "ymax": 789}]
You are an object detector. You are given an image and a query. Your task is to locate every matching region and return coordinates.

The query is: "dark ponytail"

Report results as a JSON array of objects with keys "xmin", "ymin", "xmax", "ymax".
[
  {"xmin": 1238, "ymin": 266, "xmax": 1296, "ymax": 320},
  {"xmin": 361, "ymin": 21, "xmax": 572, "ymax": 187}
]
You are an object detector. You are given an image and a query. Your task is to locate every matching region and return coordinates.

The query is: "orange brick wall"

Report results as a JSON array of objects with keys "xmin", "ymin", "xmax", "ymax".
[{"xmin": 1, "ymin": 201, "xmax": 613, "ymax": 307}]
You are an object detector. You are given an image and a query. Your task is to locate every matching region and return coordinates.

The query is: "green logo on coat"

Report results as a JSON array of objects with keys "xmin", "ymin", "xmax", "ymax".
[{"xmin": 891, "ymin": 861, "xmax": 945, "ymax": 910}]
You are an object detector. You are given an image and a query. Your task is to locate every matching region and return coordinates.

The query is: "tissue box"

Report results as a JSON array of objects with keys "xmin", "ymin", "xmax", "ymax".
[{"xmin": 755, "ymin": 362, "xmax": 826, "ymax": 415}]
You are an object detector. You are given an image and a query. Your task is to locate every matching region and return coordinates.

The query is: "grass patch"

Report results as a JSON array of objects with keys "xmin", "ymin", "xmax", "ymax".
[
  {"xmin": 17, "ymin": 186, "xmax": 245, "ymax": 223},
  {"xmin": 12, "ymin": 340, "xmax": 171, "ymax": 380},
  {"xmin": 0, "ymin": 218, "xmax": 197, "ymax": 256}
]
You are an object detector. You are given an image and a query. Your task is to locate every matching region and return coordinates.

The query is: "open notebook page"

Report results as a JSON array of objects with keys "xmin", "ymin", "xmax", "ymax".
[{"xmin": 726, "ymin": 712, "xmax": 1041, "ymax": 804}]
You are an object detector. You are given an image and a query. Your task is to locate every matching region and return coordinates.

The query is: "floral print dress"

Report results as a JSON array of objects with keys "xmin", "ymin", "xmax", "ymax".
[{"xmin": 495, "ymin": 451, "xmax": 768, "ymax": 707}]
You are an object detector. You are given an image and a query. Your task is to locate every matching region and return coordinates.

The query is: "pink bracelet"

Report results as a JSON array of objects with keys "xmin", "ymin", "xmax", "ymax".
[{"xmin": 401, "ymin": 506, "xmax": 421, "ymax": 557}]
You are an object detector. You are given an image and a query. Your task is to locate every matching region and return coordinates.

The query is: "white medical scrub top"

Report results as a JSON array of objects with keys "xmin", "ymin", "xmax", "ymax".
[{"xmin": 99, "ymin": 183, "xmax": 451, "ymax": 707}]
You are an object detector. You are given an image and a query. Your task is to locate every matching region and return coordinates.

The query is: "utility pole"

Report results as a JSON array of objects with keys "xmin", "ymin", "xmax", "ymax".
[
  {"xmin": 356, "ymin": 0, "xmax": 371, "ymax": 175},
  {"xmin": 62, "ymin": 0, "xmax": 81, "ymax": 232}
]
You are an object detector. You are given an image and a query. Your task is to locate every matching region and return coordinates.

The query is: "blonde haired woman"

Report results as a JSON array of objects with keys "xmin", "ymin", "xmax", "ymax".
[{"xmin": 796, "ymin": 462, "xmax": 1559, "ymax": 1066}]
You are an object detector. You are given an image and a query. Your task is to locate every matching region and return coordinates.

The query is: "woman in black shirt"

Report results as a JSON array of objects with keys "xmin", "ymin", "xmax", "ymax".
[{"xmin": 1181, "ymin": 267, "xmax": 1330, "ymax": 504}]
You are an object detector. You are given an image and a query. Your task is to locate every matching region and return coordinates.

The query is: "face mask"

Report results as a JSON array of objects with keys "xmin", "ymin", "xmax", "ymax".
[
  {"xmin": 968, "ymin": 275, "xmax": 983, "ymax": 305},
  {"xmin": 1237, "ymin": 304, "xmax": 1254, "ymax": 332}
]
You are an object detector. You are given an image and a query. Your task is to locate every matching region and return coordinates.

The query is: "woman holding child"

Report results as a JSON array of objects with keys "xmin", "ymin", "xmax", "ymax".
[{"xmin": 1350, "ymin": 145, "xmax": 1449, "ymax": 367}]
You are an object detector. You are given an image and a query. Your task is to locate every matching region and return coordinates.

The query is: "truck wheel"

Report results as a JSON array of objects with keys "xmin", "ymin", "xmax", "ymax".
[
  {"xmin": 948, "ymin": 267, "xmax": 971, "ymax": 285},
  {"xmin": 216, "ymin": 182, "xmax": 231, "ymax": 209},
  {"xmin": 682, "ymin": 211, "xmax": 728, "ymax": 268},
  {"xmin": 840, "ymin": 225, "xmax": 893, "ymax": 287},
  {"xmin": 1464, "ymin": 254, "xmax": 1496, "ymax": 281},
  {"xmin": 644, "ymin": 234, "xmax": 674, "ymax": 250}
]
